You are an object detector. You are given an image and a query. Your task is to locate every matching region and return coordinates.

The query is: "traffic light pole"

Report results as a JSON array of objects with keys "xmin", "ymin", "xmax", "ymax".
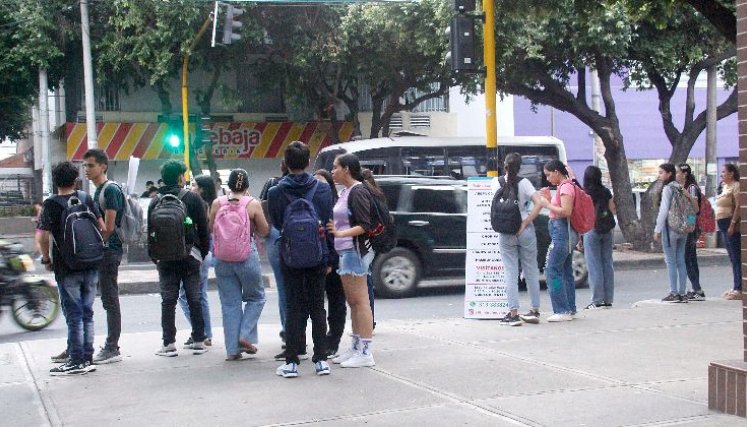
[
  {"xmin": 483, "ymin": 0, "xmax": 497, "ymax": 177},
  {"xmin": 181, "ymin": 15, "xmax": 214, "ymax": 180}
]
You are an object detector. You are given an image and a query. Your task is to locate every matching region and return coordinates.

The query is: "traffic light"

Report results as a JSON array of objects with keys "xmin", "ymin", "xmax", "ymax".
[
  {"xmin": 165, "ymin": 122, "xmax": 183, "ymax": 152},
  {"xmin": 452, "ymin": 0, "xmax": 475, "ymax": 13},
  {"xmin": 222, "ymin": 4, "xmax": 244, "ymax": 45},
  {"xmin": 446, "ymin": 15, "xmax": 477, "ymax": 72}
]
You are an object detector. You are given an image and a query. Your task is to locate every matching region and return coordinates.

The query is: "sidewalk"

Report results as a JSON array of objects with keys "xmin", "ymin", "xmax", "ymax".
[
  {"xmin": 1, "ymin": 296, "xmax": 744, "ymax": 425},
  {"xmin": 31, "ymin": 247, "xmax": 730, "ymax": 295}
]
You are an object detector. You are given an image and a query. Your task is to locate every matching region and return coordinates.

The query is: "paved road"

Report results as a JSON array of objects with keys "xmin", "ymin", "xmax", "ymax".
[{"xmin": 0, "ymin": 264, "xmax": 731, "ymax": 345}]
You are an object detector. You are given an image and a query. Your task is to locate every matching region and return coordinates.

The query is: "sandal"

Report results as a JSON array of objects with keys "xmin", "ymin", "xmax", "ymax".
[{"xmin": 238, "ymin": 339, "xmax": 258, "ymax": 354}]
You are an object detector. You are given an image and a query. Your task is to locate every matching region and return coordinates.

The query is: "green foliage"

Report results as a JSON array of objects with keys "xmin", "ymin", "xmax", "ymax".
[{"xmin": 0, "ymin": 0, "xmax": 74, "ymax": 140}]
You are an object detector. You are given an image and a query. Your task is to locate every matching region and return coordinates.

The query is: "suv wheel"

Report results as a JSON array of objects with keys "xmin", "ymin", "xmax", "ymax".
[{"xmin": 372, "ymin": 247, "xmax": 422, "ymax": 298}]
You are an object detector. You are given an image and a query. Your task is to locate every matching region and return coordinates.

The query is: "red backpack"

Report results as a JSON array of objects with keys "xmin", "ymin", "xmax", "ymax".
[
  {"xmin": 560, "ymin": 179, "xmax": 596, "ymax": 234},
  {"xmin": 693, "ymin": 185, "xmax": 716, "ymax": 233}
]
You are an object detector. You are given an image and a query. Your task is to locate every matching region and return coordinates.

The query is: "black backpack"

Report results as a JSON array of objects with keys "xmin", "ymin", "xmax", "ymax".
[
  {"xmin": 53, "ymin": 191, "xmax": 104, "ymax": 271},
  {"xmin": 363, "ymin": 188, "xmax": 397, "ymax": 254},
  {"xmin": 594, "ymin": 193, "xmax": 616, "ymax": 234},
  {"xmin": 490, "ymin": 177, "xmax": 522, "ymax": 234},
  {"xmin": 148, "ymin": 189, "xmax": 192, "ymax": 262}
]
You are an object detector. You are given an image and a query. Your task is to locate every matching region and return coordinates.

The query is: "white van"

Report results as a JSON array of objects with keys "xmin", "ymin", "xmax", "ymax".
[{"xmin": 313, "ymin": 135, "xmax": 567, "ymax": 189}]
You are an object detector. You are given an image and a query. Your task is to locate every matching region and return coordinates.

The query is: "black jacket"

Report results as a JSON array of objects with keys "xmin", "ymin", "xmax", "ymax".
[
  {"xmin": 267, "ymin": 172, "xmax": 335, "ymax": 267},
  {"xmin": 148, "ymin": 184, "xmax": 210, "ymax": 260},
  {"xmin": 347, "ymin": 184, "xmax": 375, "ymax": 256}
]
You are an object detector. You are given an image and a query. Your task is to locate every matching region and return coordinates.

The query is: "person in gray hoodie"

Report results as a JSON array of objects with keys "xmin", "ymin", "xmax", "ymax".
[{"xmin": 268, "ymin": 141, "xmax": 335, "ymax": 378}]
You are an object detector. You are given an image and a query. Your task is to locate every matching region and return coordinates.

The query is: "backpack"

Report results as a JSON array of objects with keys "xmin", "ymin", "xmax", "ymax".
[
  {"xmin": 99, "ymin": 181, "xmax": 144, "ymax": 244},
  {"xmin": 280, "ymin": 182, "xmax": 326, "ymax": 269},
  {"xmin": 490, "ymin": 176, "xmax": 522, "ymax": 234},
  {"xmin": 666, "ymin": 183, "xmax": 697, "ymax": 235},
  {"xmin": 213, "ymin": 195, "xmax": 253, "ymax": 262},
  {"xmin": 594, "ymin": 191, "xmax": 616, "ymax": 234},
  {"xmin": 693, "ymin": 185, "xmax": 716, "ymax": 233},
  {"xmin": 561, "ymin": 180, "xmax": 596, "ymax": 234},
  {"xmin": 148, "ymin": 189, "xmax": 192, "ymax": 262},
  {"xmin": 53, "ymin": 191, "xmax": 104, "ymax": 271},
  {"xmin": 358, "ymin": 186, "xmax": 397, "ymax": 254}
]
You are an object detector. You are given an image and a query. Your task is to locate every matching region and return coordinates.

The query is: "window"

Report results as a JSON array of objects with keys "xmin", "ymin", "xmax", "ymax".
[
  {"xmin": 411, "ymin": 186, "xmax": 465, "ymax": 214},
  {"xmin": 401, "ymin": 147, "xmax": 447, "ymax": 176},
  {"xmin": 447, "ymin": 146, "xmax": 488, "ymax": 179},
  {"xmin": 357, "ymin": 148, "xmax": 399, "ymax": 175},
  {"xmin": 380, "ymin": 185, "xmax": 401, "ymax": 211}
]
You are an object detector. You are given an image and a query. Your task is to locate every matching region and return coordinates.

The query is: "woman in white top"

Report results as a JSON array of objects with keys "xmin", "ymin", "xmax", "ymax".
[{"xmin": 492, "ymin": 153, "xmax": 544, "ymax": 326}]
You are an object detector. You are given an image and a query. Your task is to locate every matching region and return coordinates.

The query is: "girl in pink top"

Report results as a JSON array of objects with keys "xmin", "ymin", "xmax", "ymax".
[{"xmin": 538, "ymin": 160, "xmax": 579, "ymax": 322}]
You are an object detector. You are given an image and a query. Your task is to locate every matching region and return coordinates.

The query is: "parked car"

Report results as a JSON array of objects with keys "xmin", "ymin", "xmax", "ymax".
[{"xmin": 372, "ymin": 176, "xmax": 588, "ymax": 298}]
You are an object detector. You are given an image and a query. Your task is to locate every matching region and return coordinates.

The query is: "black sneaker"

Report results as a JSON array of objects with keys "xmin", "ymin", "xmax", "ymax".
[
  {"xmin": 662, "ymin": 293, "xmax": 680, "ymax": 303},
  {"xmin": 93, "ymin": 347, "xmax": 122, "ymax": 365},
  {"xmin": 519, "ymin": 310, "xmax": 540, "ymax": 324},
  {"xmin": 686, "ymin": 291, "xmax": 706, "ymax": 301},
  {"xmin": 499, "ymin": 312, "xmax": 523, "ymax": 326},
  {"xmin": 274, "ymin": 351, "xmax": 310, "ymax": 361},
  {"xmin": 50, "ymin": 361, "xmax": 88, "ymax": 376},
  {"xmin": 677, "ymin": 294, "xmax": 689, "ymax": 303},
  {"xmin": 51, "ymin": 349, "xmax": 69, "ymax": 364}
]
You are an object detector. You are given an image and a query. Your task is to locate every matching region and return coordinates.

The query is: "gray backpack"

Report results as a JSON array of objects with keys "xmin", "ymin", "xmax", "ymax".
[{"xmin": 99, "ymin": 181, "xmax": 144, "ymax": 243}]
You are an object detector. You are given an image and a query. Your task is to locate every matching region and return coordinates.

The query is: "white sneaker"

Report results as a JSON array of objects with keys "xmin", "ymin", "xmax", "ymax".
[
  {"xmin": 332, "ymin": 348, "xmax": 357, "ymax": 364},
  {"xmin": 340, "ymin": 352, "xmax": 375, "ymax": 368},
  {"xmin": 547, "ymin": 313, "xmax": 573, "ymax": 322},
  {"xmin": 155, "ymin": 343, "xmax": 178, "ymax": 357}
]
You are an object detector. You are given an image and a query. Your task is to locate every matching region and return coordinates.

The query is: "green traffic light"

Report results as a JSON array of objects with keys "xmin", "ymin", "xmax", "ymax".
[{"xmin": 168, "ymin": 134, "xmax": 181, "ymax": 148}]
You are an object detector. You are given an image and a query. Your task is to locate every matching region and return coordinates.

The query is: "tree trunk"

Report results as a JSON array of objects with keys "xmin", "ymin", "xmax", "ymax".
[
  {"xmin": 369, "ymin": 96, "xmax": 384, "ymax": 138},
  {"xmin": 154, "ymin": 83, "xmax": 172, "ymax": 115}
]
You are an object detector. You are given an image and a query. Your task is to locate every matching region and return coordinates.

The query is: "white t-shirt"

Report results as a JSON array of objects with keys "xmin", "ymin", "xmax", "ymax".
[{"xmin": 491, "ymin": 177, "xmax": 537, "ymax": 220}]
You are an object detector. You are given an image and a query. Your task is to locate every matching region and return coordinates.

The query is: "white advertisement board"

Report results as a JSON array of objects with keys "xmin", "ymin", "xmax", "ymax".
[{"xmin": 464, "ymin": 177, "xmax": 508, "ymax": 319}]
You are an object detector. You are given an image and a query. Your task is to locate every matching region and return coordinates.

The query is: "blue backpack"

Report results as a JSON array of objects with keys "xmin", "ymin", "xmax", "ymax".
[{"xmin": 280, "ymin": 182, "xmax": 326, "ymax": 269}]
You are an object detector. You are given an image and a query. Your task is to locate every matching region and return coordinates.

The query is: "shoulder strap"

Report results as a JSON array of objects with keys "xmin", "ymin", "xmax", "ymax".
[
  {"xmin": 218, "ymin": 195, "xmax": 229, "ymax": 207},
  {"xmin": 177, "ymin": 189, "xmax": 189, "ymax": 201},
  {"xmin": 99, "ymin": 181, "xmax": 112, "ymax": 209},
  {"xmin": 239, "ymin": 195, "xmax": 252, "ymax": 208},
  {"xmin": 304, "ymin": 181, "xmax": 319, "ymax": 201}
]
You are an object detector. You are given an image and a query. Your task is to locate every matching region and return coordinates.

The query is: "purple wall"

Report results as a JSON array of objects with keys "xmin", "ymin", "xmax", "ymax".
[{"xmin": 513, "ymin": 74, "xmax": 738, "ymax": 175}]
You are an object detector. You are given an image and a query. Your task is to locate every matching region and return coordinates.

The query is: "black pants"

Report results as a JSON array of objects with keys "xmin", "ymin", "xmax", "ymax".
[
  {"xmin": 325, "ymin": 271, "xmax": 346, "ymax": 350},
  {"xmin": 282, "ymin": 263, "xmax": 327, "ymax": 364},
  {"xmin": 99, "ymin": 250, "xmax": 123, "ymax": 350},
  {"xmin": 684, "ymin": 231, "xmax": 701, "ymax": 292},
  {"xmin": 718, "ymin": 218, "xmax": 742, "ymax": 290},
  {"xmin": 157, "ymin": 257, "xmax": 205, "ymax": 346}
]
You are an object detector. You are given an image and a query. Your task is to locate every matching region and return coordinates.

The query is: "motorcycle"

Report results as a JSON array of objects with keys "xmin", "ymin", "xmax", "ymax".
[{"xmin": 0, "ymin": 239, "xmax": 60, "ymax": 331}]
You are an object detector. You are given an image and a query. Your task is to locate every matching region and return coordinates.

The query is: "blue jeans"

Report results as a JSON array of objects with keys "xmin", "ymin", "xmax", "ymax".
[
  {"xmin": 583, "ymin": 230, "xmax": 615, "ymax": 305},
  {"xmin": 662, "ymin": 228, "xmax": 687, "ymax": 295},
  {"xmin": 215, "ymin": 248, "xmax": 265, "ymax": 356},
  {"xmin": 178, "ymin": 251, "xmax": 213, "ymax": 339},
  {"xmin": 497, "ymin": 225, "xmax": 541, "ymax": 311},
  {"xmin": 718, "ymin": 218, "xmax": 742, "ymax": 290},
  {"xmin": 57, "ymin": 270, "xmax": 98, "ymax": 364},
  {"xmin": 265, "ymin": 227, "xmax": 286, "ymax": 331},
  {"xmin": 546, "ymin": 219, "xmax": 578, "ymax": 314}
]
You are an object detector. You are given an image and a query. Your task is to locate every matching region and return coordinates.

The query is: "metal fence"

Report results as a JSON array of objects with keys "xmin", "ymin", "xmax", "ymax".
[{"xmin": 0, "ymin": 175, "xmax": 35, "ymax": 208}]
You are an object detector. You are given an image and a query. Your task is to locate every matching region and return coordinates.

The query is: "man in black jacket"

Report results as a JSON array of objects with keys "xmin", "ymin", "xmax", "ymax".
[
  {"xmin": 148, "ymin": 160, "xmax": 210, "ymax": 357},
  {"xmin": 268, "ymin": 141, "xmax": 335, "ymax": 378}
]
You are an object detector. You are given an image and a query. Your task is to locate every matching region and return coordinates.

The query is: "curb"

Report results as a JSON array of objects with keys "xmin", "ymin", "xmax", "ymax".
[
  {"xmin": 612, "ymin": 254, "xmax": 728, "ymax": 270},
  {"xmin": 117, "ymin": 274, "xmax": 275, "ymax": 295}
]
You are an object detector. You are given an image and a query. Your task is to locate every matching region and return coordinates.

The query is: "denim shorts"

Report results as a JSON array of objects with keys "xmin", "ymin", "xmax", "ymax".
[{"xmin": 337, "ymin": 248, "xmax": 375, "ymax": 277}]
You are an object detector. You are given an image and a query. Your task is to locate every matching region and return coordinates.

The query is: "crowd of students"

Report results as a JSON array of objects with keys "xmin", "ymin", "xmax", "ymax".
[
  {"xmin": 41, "ymin": 141, "xmax": 383, "ymax": 378},
  {"xmin": 39, "ymin": 143, "xmax": 741, "ymax": 376}
]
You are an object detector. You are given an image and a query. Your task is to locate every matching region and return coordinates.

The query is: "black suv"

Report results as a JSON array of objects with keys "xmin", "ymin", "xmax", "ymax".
[{"xmin": 372, "ymin": 176, "xmax": 588, "ymax": 298}]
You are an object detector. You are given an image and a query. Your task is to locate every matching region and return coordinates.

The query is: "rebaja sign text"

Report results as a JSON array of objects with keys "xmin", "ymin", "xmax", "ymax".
[{"xmin": 201, "ymin": 127, "xmax": 262, "ymax": 158}]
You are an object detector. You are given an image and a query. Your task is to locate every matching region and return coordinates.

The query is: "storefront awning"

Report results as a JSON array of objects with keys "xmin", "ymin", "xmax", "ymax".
[{"xmin": 65, "ymin": 121, "xmax": 354, "ymax": 161}]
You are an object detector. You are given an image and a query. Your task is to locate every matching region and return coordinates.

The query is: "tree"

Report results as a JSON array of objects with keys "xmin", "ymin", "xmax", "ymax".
[
  {"xmin": 493, "ymin": 0, "xmax": 734, "ymax": 249},
  {"xmin": 342, "ymin": 0, "xmax": 477, "ymax": 137},
  {"xmin": 0, "ymin": 1, "xmax": 74, "ymax": 140}
]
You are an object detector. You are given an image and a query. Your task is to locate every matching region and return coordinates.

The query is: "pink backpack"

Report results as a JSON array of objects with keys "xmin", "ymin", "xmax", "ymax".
[{"xmin": 213, "ymin": 196, "xmax": 252, "ymax": 262}]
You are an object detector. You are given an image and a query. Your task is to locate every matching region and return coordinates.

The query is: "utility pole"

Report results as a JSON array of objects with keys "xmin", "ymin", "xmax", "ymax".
[
  {"xmin": 705, "ymin": 66, "xmax": 718, "ymax": 248},
  {"xmin": 39, "ymin": 69, "xmax": 51, "ymax": 197},
  {"xmin": 483, "ymin": 0, "xmax": 497, "ymax": 177},
  {"xmin": 80, "ymin": 0, "xmax": 97, "ymax": 148}
]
